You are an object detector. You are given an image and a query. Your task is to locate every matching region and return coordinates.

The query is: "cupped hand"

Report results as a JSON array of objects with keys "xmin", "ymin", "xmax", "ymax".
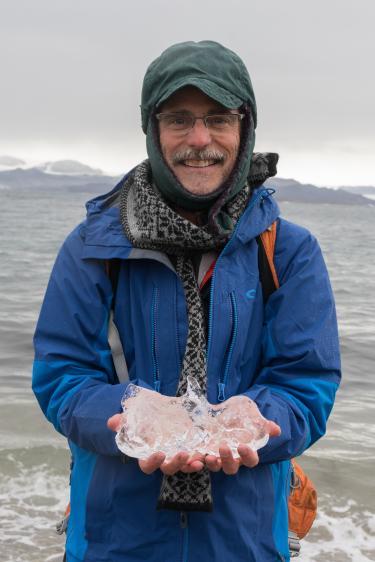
[
  {"xmin": 107, "ymin": 407, "xmax": 281, "ymax": 476},
  {"xmin": 139, "ymin": 452, "xmax": 205, "ymax": 475},
  {"xmin": 107, "ymin": 413, "xmax": 123, "ymax": 432},
  {"xmin": 205, "ymin": 419, "xmax": 281, "ymax": 475},
  {"xmin": 107, "ymin": 415, "xmax": 205, "ymax": 475}
]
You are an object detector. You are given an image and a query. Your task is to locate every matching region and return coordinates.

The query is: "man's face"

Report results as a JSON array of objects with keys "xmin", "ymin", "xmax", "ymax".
[{"xmin": 158, "ymin": 87, "xmax": 241, "ymax": 196}]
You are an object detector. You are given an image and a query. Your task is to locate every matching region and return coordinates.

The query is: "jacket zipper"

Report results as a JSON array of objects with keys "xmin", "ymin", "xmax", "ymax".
[
  {"xmin": 207, "ymin": 188, "xmax": 272, "ymax": 400},
  {"xmin": 218, "ymin": 291, "xmax": 238, "ymax": 402},
  {"xmin": 180, "ymin": 511, "xmax": 188, "ymax": 562},
  {"xmin": 151, "ymin": 287, "xmax": 160, "ymax": 391},
  {"xmin": 175, "ymin": 282, "xmax": 183, "ymax": 372}
]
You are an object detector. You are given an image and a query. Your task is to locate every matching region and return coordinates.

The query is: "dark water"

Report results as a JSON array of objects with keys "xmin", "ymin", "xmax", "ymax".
[{"xmin": 1, "ymin": 188, "xmax": 374, "ymax": 561}]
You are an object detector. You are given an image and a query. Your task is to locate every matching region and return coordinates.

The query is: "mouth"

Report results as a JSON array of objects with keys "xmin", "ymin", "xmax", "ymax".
[
  {"xmin": 181, "ymin": 159, "xmax": 219, "ymax": 168},
  {"xmin": 172, "ymin": 150, "xmax": 225, "ymax": 169}
]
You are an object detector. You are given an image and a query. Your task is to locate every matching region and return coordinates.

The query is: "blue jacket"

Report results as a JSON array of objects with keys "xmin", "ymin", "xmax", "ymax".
[{"xmin": 32, "ymin": 179, "xmax": 341, "ymax": 562}]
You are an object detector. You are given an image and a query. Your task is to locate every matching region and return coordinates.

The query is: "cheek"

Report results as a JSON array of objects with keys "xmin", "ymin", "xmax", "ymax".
[
  {"xmin": 221, "ymin": 129, "xmax": 240, "ymax": 157},
  {"xmin": 225, "ymin": 138, "xmax": 240, "ymax": 162},
  {"xmin": 159, "ymin": 130, "xmax": 180, "ymax": 161},
  {"xmin": 232, "ymin": 132, "xmax": 241, "ymax": 153},
  {"xmin": 160, "ymin": 140, "xmax": 179, "ymax": 163}
]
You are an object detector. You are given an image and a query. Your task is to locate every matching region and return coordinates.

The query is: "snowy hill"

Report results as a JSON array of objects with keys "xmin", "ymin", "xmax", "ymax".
[
  {"xmin": 267, "ymin": 177, "xmax": 374, "ymax": 206},
  {"xmin": 39, "ymin": 160, "xmax": 104, "ymax": 176}
]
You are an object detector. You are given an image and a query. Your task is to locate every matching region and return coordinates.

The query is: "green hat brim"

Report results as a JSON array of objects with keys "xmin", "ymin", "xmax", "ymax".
[{"xmin": 156, "ymin": 77, "xmax": 244, "ymax": 112}]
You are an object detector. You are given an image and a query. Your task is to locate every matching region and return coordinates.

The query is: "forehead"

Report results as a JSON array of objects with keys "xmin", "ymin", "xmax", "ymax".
[{"xmin": 160, "ymin": 86, "xmax": 230, "ymax": 113}]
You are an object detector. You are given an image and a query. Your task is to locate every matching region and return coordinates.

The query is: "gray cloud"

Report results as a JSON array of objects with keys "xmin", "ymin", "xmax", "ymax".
[{"xmin": 0, "ymin": 0, "xmax": 374, "ymax": 184}]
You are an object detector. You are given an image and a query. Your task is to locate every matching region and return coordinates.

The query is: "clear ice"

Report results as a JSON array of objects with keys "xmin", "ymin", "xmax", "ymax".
[{"xmin": 115, "ymin": 376, "xmax": 269, "ymax": 460}]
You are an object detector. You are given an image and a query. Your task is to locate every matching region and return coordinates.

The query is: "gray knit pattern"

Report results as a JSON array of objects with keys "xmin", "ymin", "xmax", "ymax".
[
  {"xmin": 120, "ymin": 160, "xmax": 249, "ymax": 511},
  {"xmin": 121, "ymin": 161, "xmax": 244, "ymax": 254}
]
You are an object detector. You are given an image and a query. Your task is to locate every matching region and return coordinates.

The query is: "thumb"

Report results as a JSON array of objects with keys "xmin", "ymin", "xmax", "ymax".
[
  {"xmin": 266, "ymin": 420, "xmax": 281, "ymax": 437},
  {"xmin": 107, "ymin": 413, "xmax": 123, "ymax": 432}
]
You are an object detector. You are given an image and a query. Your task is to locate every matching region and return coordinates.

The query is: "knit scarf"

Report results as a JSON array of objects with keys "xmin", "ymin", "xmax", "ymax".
[{"xmin": 120, "ymin": 160, "xmax": 250, "ymax": 512}]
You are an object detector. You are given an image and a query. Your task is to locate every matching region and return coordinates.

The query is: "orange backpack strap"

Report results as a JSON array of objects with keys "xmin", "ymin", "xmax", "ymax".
[
  {"xmin": 259, "ymin": 221, "xmax": 280, "ymax": 290},
  {"xmin": 259, "ymin": 223, "xmax": 318, "ymax": 550},
  {"xmin": 288, "ymin": 459, "xmax": 318, "ymax": 539}
]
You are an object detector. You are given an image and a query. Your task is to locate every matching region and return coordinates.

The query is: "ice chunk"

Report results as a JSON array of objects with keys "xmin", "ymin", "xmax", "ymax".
[{"xmin": 115, "ymin": 376, "xmax": 269, "ymax": 460}]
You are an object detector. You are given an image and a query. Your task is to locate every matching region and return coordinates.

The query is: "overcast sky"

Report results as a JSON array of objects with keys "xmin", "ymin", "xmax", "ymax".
[{"xmin": 0, "ymin": 0, "xmax": 374, "ymax": 186}]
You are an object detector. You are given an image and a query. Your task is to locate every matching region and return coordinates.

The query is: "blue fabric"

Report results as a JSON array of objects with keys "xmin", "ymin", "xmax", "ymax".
[
  {"xmin": 32, "ymin": 180, "xmax": 341, "ymax": 562},
  {"xmin": 67, "ymin": 443, "xmax": 97, "ymax": 561},
  {"xmin": 270, "ymin": 461, "xmax": 291, "ymax": 559}
]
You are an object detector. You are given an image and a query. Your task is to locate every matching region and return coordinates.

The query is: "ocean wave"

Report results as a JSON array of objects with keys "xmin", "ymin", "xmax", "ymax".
[
  {"xmin": 302, "ymin": 494, "xmax": 375, "ymax": 561},
  {"xmin": 0, "ymin": 448, "xmax": 69, "ymax": 562}
]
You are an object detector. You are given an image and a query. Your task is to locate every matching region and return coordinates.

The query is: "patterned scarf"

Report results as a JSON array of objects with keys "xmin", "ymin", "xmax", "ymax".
[{"xmin": 120, "ymin": 160, "xmax": 250, "ymax": 511}]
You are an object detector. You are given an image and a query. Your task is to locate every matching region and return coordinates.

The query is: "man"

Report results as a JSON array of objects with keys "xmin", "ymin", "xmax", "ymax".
[{"xmin": 33, "ymin": 41, "xmax": 341, "ymax": 562}]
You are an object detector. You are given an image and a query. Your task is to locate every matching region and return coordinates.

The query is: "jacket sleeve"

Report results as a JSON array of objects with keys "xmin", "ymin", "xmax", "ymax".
[
  {"xmin": 32, "ymin": 225, "xmax": 148, "ymax": 456},
  {"xmin": 244, "ymin": 219, "xmax": 341, "ymax": 464}
]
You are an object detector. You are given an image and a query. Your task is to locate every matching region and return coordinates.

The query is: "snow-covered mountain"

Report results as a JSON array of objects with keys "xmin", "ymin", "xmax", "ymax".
[
  {"xmin": 0, "ymin": 155, "xmax": 26, "ymax": 169},
  {"xmin": 38, "ymin": 160, "xmax": 104, "ymax": 176},
  {"xmin": 339, "ymin": 185, "xmax": 375, "ymax": 200},
  {"xmin": 0, "ymin": 156, "xmax": 115, "ymax": 192},
  {"xmin": 265, "ymin": 177, "xmax": 374, "ymax": 205},
  {"xmin": 0, "ymin": 156, "xmax": 104, "ymax": 176}
]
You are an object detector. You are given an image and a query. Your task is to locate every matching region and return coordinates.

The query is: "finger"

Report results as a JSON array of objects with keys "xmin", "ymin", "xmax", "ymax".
[
  {"xmin": 237, "ymin": 444, "xmax": 259, "ymax": 468},
  {"xmin": 182, "ymin": 452, "xmax": 205, "ymax": 473},
  {"xmin": 219, "ymin": 445, "xmax": 240, "ymax": 475},
  {"xmin": 139, "ymin": 452, "xmax": 166, "ymax": 475},
  {"xmin": 266, "ymin": 421, "xmax": 282, "ymax": 437},
  {"xmin": 160, "ymin": 452, "xmax": 190, "ymax": 475},
  {"xmin": 187, "ymin": 453, "xmax": 205, "ymax": 465},
  {"xmin": 107, "ymin": 414, "xmax": 123, "ymax": 432},
  {"xmin": 204, "ymin": 455, "xmax": 222, "ymax": 472},
  {"xmin": 180, "ymin": 460, "xmax": 205, "ymax": 473}
]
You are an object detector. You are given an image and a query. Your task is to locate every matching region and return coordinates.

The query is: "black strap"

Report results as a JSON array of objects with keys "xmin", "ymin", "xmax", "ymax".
[
  {"xmin": 256, "ymin": 236, "xmax": 278, "ymax": 303},
  {"xmin": 106, "ymin": 259, "xmax": 121, "ymax": 306}
]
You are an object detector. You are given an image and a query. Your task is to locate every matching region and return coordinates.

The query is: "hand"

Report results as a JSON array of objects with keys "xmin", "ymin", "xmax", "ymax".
[
  {"xmin": 107, "ymin": 413, "xmax": 123, "ymax": 432},
  {"xmin": 138, "ymin": 451, "xmax": 205, "ymax": 475},
  {"xmin": 107, "ymin": 395, "xmax": 281, "ymax": 476},
  {"xmin": 205, "ymin": 420, "xmax": 281, "ymax": 475},
  {"xmin": 107, "ymin": 414, "xmax": 205, "ymax": 475}
]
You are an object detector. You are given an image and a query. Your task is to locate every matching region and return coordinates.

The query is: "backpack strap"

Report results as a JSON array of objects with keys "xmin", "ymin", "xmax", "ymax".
[
  {"xmin": 256, "ymin": 220, "xmax": 280, "ymax": 302},
  {"xmin": 105, "ymin": 259, "xmax": 129, "ymax": 383},
  {"xmin": 105, "ymin": 259, "xmax": 121, "ymax": 303}
]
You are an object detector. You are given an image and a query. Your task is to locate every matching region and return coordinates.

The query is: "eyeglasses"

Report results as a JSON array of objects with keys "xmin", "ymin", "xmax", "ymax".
[{"xmin": 155, "ymin": 112, "xmax": 244, "ymax": 134}]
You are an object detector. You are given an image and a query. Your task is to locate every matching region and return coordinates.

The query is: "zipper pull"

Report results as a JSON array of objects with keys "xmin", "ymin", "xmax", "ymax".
[
  {"xmin": 218, "ymin": 382, "xmax": 226, "ymax": 402},
  {"xmin": 180, "ymin": 511, "xmax": 188, "ymax": 528},
  {"xmin": 154, "ymin": 380, "xmax": 161, "ymax": 392}
]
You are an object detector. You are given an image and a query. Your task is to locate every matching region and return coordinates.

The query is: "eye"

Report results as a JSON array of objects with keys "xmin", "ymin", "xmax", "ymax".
[
  {"xmin": 207, "ymin": 115, "xmax": 233, "ymax": 128},
  {"xmin": 163, "ymin": 114, "xmax": 191, "ymax": 129},
  {"xmin": 172, "ymin": 116, "xmax": 189, "ymax": 126}
]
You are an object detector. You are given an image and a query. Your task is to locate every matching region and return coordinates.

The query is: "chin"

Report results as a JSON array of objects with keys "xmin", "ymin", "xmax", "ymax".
[
  {"xmin": 180, "ymin": 183, "xmax": 222, "ymax": 196},
  {"xmin": 176, "ymin": 174, "xmax": 223, "ymax": 196}
]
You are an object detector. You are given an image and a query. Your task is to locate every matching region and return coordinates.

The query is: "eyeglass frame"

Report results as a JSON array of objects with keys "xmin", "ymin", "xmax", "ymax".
[{"xmin": 155, "ymin": 111, "xmax": 245, "ymax": 134}]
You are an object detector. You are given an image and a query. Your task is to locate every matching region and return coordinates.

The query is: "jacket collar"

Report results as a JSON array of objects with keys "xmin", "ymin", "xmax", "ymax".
[{"xmin": 81, "ymin": 157, "xmax": 280, "ymax": 260}]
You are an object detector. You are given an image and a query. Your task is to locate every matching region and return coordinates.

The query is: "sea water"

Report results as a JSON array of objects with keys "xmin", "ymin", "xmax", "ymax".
[{"xmin": 0, "ymin": 188, "xmax": 374, "ymax": 561}]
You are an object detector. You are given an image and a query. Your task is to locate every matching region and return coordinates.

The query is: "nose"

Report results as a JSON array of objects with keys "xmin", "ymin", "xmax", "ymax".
[{"xmin": 185, "ymin": 118, "xmax": 212, "ymax": 148}]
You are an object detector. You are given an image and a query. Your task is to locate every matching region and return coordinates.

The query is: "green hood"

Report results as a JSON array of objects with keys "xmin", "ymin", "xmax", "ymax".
[{"xmin": 141, "ymin": 40, "xmax": 257, "ymax": 216}]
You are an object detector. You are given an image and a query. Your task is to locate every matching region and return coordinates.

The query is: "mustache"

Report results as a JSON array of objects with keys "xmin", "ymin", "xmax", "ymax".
[{"xmin": 171, "ymin": 149, "xmax": 225, "ymax": 165}]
